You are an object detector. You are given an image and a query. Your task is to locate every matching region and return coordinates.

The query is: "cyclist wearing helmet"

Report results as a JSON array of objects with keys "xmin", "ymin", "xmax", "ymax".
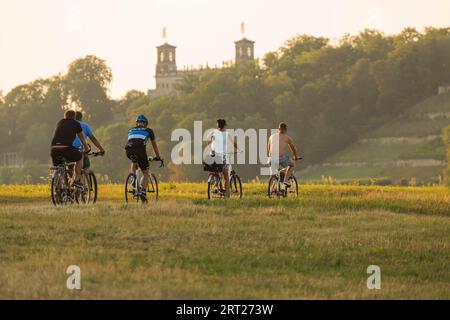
[{"xmin": 125, "ymin": 115, "xmax": 163, "ymax": 201}]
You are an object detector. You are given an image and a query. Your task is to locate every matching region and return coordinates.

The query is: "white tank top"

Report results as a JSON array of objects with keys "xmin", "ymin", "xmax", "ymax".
[{"xmin": 211, "ymin": 129, "xmax": 230, "ymax": 155}]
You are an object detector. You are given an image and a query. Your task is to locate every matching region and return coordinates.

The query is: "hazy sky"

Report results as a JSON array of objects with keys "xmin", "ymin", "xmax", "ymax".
[{"xmin": 1, "ymin": 0, "xmax": 450, "ymax": 98}]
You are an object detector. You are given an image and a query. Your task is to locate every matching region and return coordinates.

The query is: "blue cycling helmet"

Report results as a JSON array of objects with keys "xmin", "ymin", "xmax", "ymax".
[{"xmin": 136, "ymin": 114, "xmax": 148, "ymax": 126}]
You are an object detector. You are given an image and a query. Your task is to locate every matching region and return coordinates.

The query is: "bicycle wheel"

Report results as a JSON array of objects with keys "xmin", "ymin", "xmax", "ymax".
[
  {"xmin": 75, "ymin": 173, "xmax": 91, "ymax": 205},
  {"xmin": 230, "ymin": 174, "xmax": 243, "ymax": 199},
  {"xmin": 51, "ymin": 171, "xmax": 70, "ymax": 206},
  {"xmin": 147, "ymin": 173, "xmax": 159, "ymax": 201},
  {"xmin": 89, "ymin": 172, "xmax": 98, "ymax": 204},
  {"xmin": 285, "ymin": 176, "xmax": 299, "ymax": 198},
  {"xmin": 125, "ymin": 173, "xmax": 137, "ymax": 203},
  {"xmin": 268, "ymin": 175, "xmax": 280, "ymax": 198},
  {"xmin": 51, "ymin": 174, "xmax": 63, "ymax": 206},
  {"xmin": 207, "ymin": 174, "xmax": 223, "ymax": 200}
]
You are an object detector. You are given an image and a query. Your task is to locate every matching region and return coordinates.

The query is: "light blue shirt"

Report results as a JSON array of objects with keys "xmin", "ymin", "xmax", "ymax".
[{"xmin": 73, "ymin": 121, "xmax": 93, "ymax": 149}]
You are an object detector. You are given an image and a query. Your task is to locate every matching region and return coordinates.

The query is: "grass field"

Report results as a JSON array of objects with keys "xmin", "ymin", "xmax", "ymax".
[{"xmin": 0, "ymin": 183, "xmax": 449, "ymax": 299}]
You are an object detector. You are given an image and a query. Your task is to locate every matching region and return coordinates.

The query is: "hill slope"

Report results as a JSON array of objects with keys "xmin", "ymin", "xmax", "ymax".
[{"xmin": 301, "ymin": 93, "xmax": 450, "ymax": 184}]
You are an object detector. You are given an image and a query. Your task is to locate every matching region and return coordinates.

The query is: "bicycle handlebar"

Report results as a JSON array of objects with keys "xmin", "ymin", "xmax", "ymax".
[
  {"xmin": 84, "ymin": 144, "xmax": 105, "ymax": 157},
  {"xmin": 87, "ymin": 151, "xmax": 104, "ymax": 157},
  {"xmin": 148, "ymin": 157, "xmax": 165, "ymax": 168}
]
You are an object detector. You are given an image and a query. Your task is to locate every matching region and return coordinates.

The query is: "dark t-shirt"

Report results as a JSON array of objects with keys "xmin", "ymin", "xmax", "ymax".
[{"xmin": 51, "ymin": 119, "xmax": 83, "ymax": 147}]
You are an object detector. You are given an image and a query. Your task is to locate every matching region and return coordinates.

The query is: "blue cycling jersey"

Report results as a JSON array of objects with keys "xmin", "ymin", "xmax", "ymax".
[
  {"xmin": 126, "ymin": 127, "xmax": 155, "ymax": 148},
  {"xmin": 73, "ymin": 121, "xmax": 93, "ymax": 149}
]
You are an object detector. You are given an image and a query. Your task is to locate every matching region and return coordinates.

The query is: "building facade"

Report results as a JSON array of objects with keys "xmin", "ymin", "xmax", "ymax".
[{"xmin": 148, "ymin": 36, "xmax": 255, "ymax": 99}]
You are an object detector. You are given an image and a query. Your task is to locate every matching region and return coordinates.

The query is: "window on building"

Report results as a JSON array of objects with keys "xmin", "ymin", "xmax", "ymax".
[
  {"xmin": 247, "ymin": 47, "xmax": 252, "ymax": 57},
  {"xmin": 169, "ymin": 52, "xmax": 173, "ymax": 62}
]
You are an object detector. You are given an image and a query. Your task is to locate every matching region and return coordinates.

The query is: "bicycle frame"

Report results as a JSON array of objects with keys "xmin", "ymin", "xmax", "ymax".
[
  {"xmin": 207, "ymin": 164, "xmax": 241, "ymax": 199},
  {"xmin": 274, "ymin": 167, "xmax": 288, "ymax": 193},
  {"xmin": 268, "ymin": 158, "xmax": 302, "ymax": 198},
  {"xmin": 51, "ymin": 161, "xmax": 76, "ymax": 205},
  {"xmin": 206, "ymin": 150, "xmax": 239, "ymax": 183},
  {"xmin": 133, "ymin": 166, "xmax": 144, "ymax": 197}
]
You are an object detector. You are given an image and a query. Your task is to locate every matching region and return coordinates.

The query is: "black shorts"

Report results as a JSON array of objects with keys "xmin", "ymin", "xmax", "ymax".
[
  {"xmin": 51, "ymin": 146, "xmax": 82, "ymax": 166},
  {"xmin": 126, "ymin": 146, "xmax": 149, "ymax": 171}
]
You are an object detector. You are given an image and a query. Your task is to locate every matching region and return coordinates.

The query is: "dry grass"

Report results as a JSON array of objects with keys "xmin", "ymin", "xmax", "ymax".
[{"xmin": 0, "ymin": 184, "xmax": 449, "ymax": 299}]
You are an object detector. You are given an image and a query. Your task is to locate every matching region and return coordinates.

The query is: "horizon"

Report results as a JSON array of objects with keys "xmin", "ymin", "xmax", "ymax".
[{"xmin": 1, "ymin": 0, "xmax": 450, "ymax": 99}]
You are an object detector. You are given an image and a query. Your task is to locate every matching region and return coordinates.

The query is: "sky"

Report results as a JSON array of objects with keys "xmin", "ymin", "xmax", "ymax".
[{"xmin": 1, "ymin": 0, "xmax": 450, "ymax": 99}]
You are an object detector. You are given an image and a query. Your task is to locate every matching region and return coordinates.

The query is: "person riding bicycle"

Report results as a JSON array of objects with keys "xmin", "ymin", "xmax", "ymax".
[
  {"xmin": 125, "ymin": 115, "xmax": 163, "ymax": 201},
  {"xmin": 50, "ymin": 110, "xmax": 89, "ymax": 187},
  {"xmin": 73, "ymin": 111, "xmax": 105, "ymax": 171},
  {"xmin": 268, "ymin": 122, "xmax": 300, "ymax": 189},
  {"xmin": 206, "ymin": 119, "xmax": 238, "ymax": 198}
]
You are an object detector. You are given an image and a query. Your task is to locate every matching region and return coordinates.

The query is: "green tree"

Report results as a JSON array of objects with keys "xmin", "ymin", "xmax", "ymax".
[
  {"xmin": 175, "ymin": 73, "xmax": 202, "ymax": 94},
  {"xmin": 343, "ymin": 58, "xmax": 379, "ymax": 122},
  {"xmin": 66, "ymin": 55, "xmax": 114, "ymax": 126},
  {"xmin": 94, "ymin": 123, "xmax": 130, "ymax": 182},
  {"xmin": 3, "ymin": 79, "xmax": 52, "ymax": 149},
  {"xmin": 67, "ymin": 55, "xmax": 112, "ymax": 89},
  {"xmin": 118, "ymin": 90, "xmax": 147, "ymax": 109},
  {"xmin": 353, "ymin": 29, "xmax": 394, "ymax": 61},
  {"xmin": 19, "ymin": 123, "xmax": 50, "ymax": 163}
]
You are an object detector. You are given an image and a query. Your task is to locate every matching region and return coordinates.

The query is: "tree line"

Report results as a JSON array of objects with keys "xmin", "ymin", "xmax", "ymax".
[{"xmin": 1, "ymin": 27, "xmax": 450, "ymax": 183}]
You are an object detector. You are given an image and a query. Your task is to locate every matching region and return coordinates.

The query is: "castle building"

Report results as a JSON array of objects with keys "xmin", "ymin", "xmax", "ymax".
[
  {"xmin": 148, "ymin": 35, "xmax": 255, "ymax": 99},
  {"xmin": 235, "ymin": 38, "xmax": 255, "ymax": 64}
]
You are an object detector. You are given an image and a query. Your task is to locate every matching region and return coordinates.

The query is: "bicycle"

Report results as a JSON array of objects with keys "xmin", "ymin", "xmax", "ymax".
[
  {"xmin": 125, "ymin": 157, "xmax": 164, "ymax": 203},
  {"xmin": 50, "ymin": 159, "xmax": 91, "ymax": 206},
  {"xmin": 204, "ymin": 153, "xmax": 243, "ymax": 200},
  {"xmin": 82, "ymin": 150, "xmax": 104, "ymax": 204},
  {"xmin": 268, "ymin": 158, "xmax": 302, "ymax": 198}
]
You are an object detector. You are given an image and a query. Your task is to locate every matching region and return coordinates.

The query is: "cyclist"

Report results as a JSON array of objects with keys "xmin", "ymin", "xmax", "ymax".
[
  {"xmin": 73, "ymin": 111, "xmax": 105, "ymax": 171},
  {"xmin": 50, "ymin": 110, "xmax": 89, "ymax": 187},
  {"xmin": 206, "ymin": 119, "xmax": 238, "ymax": 198},
  {"xmin": 268, "ymin": 122, "xmax": 300, "ymax": 189},
  {"xmin": 125, "ymin": 115, "xmax": 163, "ymax": 201}
]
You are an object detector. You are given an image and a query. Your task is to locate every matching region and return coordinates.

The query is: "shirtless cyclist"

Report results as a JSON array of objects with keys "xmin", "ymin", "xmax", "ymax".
[{"xmin": 268, "ymin": 122, "xmax": 300, "ymax": 188}]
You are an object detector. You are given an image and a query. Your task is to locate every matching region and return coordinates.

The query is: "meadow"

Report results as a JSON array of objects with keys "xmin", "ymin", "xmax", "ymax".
[{"xmin": 0, "ymin": 183, "xmax": 449, "ymax": 299}]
